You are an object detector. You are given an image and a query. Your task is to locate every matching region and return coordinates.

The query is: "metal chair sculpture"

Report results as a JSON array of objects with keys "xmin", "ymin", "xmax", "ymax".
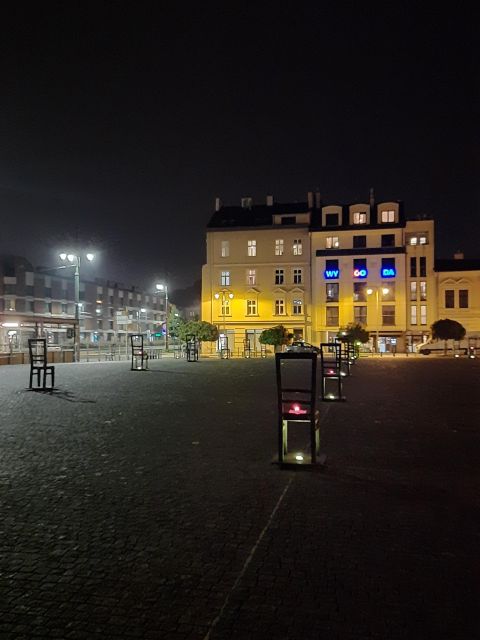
[
  {"xmin": 28, "ymin": 339, "xmax": 55, "ymax": 390},
  {"xmin": 260, "ymin": 344, "xmax": 267, "ymax": 358},
  {"xmin": 320, "ymin": 342, "xmax": 346, "ymax": 401},
  {"xmin": 130, "ymin": 334, "xmax": 148, "ymax": 371},
  {"xmin": 186, "ymin": 335, "xmax": 199, "ymax": 362},
  {"xmin": 243, "ymin": 338, "xmax": 252, "ymax": 359},
  {"xmin": 275, "ymin": 352, "xmax": 322, "ymax": 467},
  {"xmin": 220, "ymin": 336, "xmax": 230, "ymax": 359}
]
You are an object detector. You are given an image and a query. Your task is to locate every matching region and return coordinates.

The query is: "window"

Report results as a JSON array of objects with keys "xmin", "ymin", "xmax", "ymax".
[
  {"xmin": 44, "ymin": 287, "xmax": 52, "ymax": 298},
  {"xmin": 419, "ymin": 234, "xmax": 428, "ymax": 245},
  {"xmin": 410, "ymin": 257, "xmax": 417, "ymax": 277},
  {"xmin": 326, "ymin": 283, "xmax": 339, "ymax": 303},
  {"xmin": 353, "ymin": 235, "xmax": 366, "ymax": 248},
  {"xmin": 326, "ymin": 236, "xmax": 339, "ymax": 249},
  {"xmin": 353, "ymin": 282, "xmax": 367, "ymax": 302},
  {"xmin": 275, "ymin": 299, "xmax": 285, "ymax": 315},
  {"xmin": 221, "ymin": 271, "xmax": 230, "ymax": 286},
  {"xmin": 26, "ymin": 286, "xmax": 34, "ymax": 296},
  {"xmin": 281, "ymin": 216, "xmax": 296, "ymax": 225},
  {"xmin": 247, "ymin": 269, "xmax": 256, "ymax": 285},
  {"xmin": 419, "ymin": 281, "xmax": 427, "ymax": 301},
  {"xmin": 459, "ymin": 290, "xmax": 469, "ymax": 308},
  {"xmin": 420, "ymin": 305, "xmax": 427, "ymax": 325},
  {"xmin": 247, "ymin": 240, "xmax": 256, "ymax": 256},
  {"xmin": 409, "ymin": 236, "xmax": 418, "ymax": 245},
  {"xmin": 410, "ymin": 306, "xmax": 417, "ymax": 325},
  {"xmin": 353, "ymin": 258, "xmax": 367, "ymax": 278},
  {"xmin": 5, "ymin": 298, "xmax": 15, "ymax": 311},
  {"xmin": 419, "ymin": 257, "xmax": 426, "ymax": 277},
  {"xmin": 325, "ymin": 259, "xmax": 339, "ymax": 278},
  {"xmin": 381, "ymin": 284, "xmax": 395, "ymax": 301},
  {"xmin": 275, "ymin": 269, "xmax": 284, "ymax": 285},
  {"xmin": 25, "ymin": 300, "xmax": 34, "ymax": 312},
  {"xmin": 410, "ymin": 282, "xmax": 417, "ymax": 301},
  {"xmin": 325, "ymin": 213, "xmax": 339, "ymax": 226},
  {"xmin": 275, "ymin": 239, "xmax": 284, "ymax": 256},
  {"xmin": 221, "ymin": 299, "xmax": 231, "ymax": 316},
  {"xmin": 353, "ymin": 211, "xmax": 367, "ymax": 224},
  {"xmin": 381, "ymin": 210, "xmax": 395, "ymax": 223},
  {"xmin": 61, "ymin": 303, "xmax": 68, "ymax": 313},
  {"xmin": 381, "ymin": 234, "xmax": 395, "ymax": 248},
  {"xmin": 293, "ymin": 268, "xmax": 303, "ymax": 284},
  {"xmin": 246, "ymin": 299, "xmax": 257, "ymax": 315},
  {"xmin": 46, "ymin": 302, "xmax": 52, "ymax": 314},
  {"xmin": 445, "ymin": 290, "xmax": 454, "ymax": 308},
  {"xmin": 4, "ymin": 283, "xmax": 16, "ymax": 294},
  {"xmin": 109, "ymin": 321, "xmax": 114, "ymax": 330},
  {"xmin": 381, "ymin": 257, "xmax": 396, "ymax": 277},
  {"xmin": 292, "ymin": 299, "xmax": 303, "ymax": 315},
  {"xmin": 382, "ymin": 306, "xmax": 395, "ymax": 325},
  {"xmin": 326, "ymin": 306, "xmax": 339, "ymax": 326},
  {"xmin": 221, "ymin": 241, "xmax": 230, "ymax": 257},
  {"xmin": 354, "ymin": 306, "xmax": 367, "ymax": 325},
  {"xmin": 293, "ymin": 239, "xmax": 302, "ymax": 256}
]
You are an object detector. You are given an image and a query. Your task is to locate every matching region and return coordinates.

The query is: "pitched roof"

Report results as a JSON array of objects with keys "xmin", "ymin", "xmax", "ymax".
[{"xmin": 435, "ymin": 259, "xmax": 480, "ymax": 272}]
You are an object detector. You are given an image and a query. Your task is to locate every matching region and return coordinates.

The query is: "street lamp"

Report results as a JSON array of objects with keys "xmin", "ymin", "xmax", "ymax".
[
  {"xmin": 366, "ymin": 286, "xmax": 389, "ymax": 353},
  {"xmin": 59, "ymin": 252, "xmax": 94, "ymax": 362},
  {"xmin": 214, "ymin": 289, "xmax": 234, "ymax": 347},
  {"xmin": 155, "ymin": 283, "xmax": 169, "ymax": 351}
]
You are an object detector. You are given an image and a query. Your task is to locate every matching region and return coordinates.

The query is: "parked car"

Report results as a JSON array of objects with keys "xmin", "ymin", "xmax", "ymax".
[{"xmin": 285, "ymin": 341, "xmax": 320, "ymax": 354}]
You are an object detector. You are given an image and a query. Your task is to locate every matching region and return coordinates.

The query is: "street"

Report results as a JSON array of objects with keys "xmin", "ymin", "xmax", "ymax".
[{"xmin": 0, "ymin": 357, "xmax": 478, "ymax": 639}]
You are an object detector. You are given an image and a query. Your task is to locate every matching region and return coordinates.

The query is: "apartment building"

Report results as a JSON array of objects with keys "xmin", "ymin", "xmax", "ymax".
[
  {"xmin": 202, "ymin": 192, "xmax": 479, "ymax": 353},
  {"xmin": 0, "ymin": 255, "xmax": 167, "ymax": 351}
]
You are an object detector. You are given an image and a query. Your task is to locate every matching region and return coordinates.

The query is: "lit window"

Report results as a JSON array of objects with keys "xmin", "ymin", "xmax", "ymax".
[
  {"xmin": 326, "ymin": 283, "xmax": 339, "ymax": 303},
  {"xmin": 221, "ymin": 299, "xmax": 231, "ymax": 316},
  {"xmin": 353, "ymin": 211, "xmax": 367, "ymax": 224},
  {"xmin": 381, "ymin": 284, "xmax": 395, "ymax": 301},
  {"xmin": 409, "ymin": 236, "xmax": 418, "ymax": 245},
  {"xmin": 293, "ymin": 268, "xmax": 302, "ymax": 284},
  {"xmin": 326, "ymin": 306, "xmax": 339, "ymax": 326},
  {"xmin": 246, "ymin": 299, "xmax": 257, "ymax": 315},
  {"xmin": 381, "ymin": 210, "xmax": 395, "ymax": 223},
  {"xmin": 353, "ymin": 283, "xmax": 367, "ymax": 302},
  {"xmin": 5, "ymin": 298, "xmax": 15, "ymax": 311},
  {"xmin": 275, "ymin": 239, "xmax": 284, "ymax": 256},
  {"xmin": 420, "ymin": 281, "xmax": 427, "ymax": 301},
  {"xmin": 354, "ymin": 306, "xmax": 367, "ymax": 324},
  {"xmin": 247, "ymin": 269, "xmax": 256, "ymax": 285},
  {"xmin": 410, "ymin": 282, "xmax": 417, "ymax": 301},
  {"xmin": 419, "ymin": 235, "xmax": 427, "ymax": 245},
  {"xmin": 275, "ymin": 269, "xmax": 284, "ymax": 285},
  {"xmin": 292, "ymin": 299, "xmax": 303, "ymax": 315},
  {"xmin": 275, "ymin": 299, "xmax": 285, "ymax": 315},
  {"xmin": 247, "ymin": 240, "xmax": 256, "ymax": 256},
  {"xmin": 410, "ymin": 305, "xmax": 417, "ymax": 325},
  {"xmin": 220, "ymin": 271, "xmax": 230, "ymax": 286},
  {"xmin": 326, "ymin": 236, "xmax": 339, "ymax": 249},
  {"xmin": 293, "ymin": 239, "xmax": 302, "ymax": 256},
  {"xmin": 420, "ymin": 305, "xmax": 427, "ymax": 325},
  {"xmin": 221, "ymin": 241, "xmax": 230, "ymax": 257}
]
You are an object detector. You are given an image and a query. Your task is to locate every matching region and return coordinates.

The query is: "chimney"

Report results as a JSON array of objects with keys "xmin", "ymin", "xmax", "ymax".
[
  {"xmin": 214, "ymin": 197, "xmax": 221, "ymax": 212},
  {"xmin": 369, "ymin": 187, "xmax": 375, "ymax": 208},
  {"xmin": 454, "ymin": 250, "xmax": 464, "ymax": 260},
  {"xmin": 307, "ymin": 191, "xmax": 314, "ymax": 208},
  {"xmin": 266, "ymin": 194, "xmax": 274, "ymax": 206},
  {"xmin": 314, "ymin": 191, "xmax": 321, "ymax": 209}
]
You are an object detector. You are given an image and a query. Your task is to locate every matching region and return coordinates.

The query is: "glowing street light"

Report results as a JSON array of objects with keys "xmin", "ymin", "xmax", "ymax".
[
  {"xmin": 59, "ymin": 252, "xmax": 95, "ymax": 362},
  {"xmin": 214, "ymin": 289, "xmax": 234, "ymax": 342},
  {"xmin": 366, "ymin": 286, "xmax": 389, "ymax": 353}
]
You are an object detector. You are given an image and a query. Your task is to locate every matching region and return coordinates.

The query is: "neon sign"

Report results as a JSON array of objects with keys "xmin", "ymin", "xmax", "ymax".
[
  {"xmin": 353, "ymin": 268, "xmax": 368, "ymax": 278},
  {"xmin": 324, "ymin": 269, "xmax": 339, "ymax": 279},
  {"xmin": 381, "ymin": 268, "xmax": 396, "ymax": 277}
]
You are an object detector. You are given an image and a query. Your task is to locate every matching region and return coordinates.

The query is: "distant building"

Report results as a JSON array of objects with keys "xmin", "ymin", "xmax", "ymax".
[
  {"xmin": 201, "ymin": 192, "xmax": 480, "ymax": 353},
  {"xmin": 0, "ymin": 255, "xmax": 167, "ymax": 352}
]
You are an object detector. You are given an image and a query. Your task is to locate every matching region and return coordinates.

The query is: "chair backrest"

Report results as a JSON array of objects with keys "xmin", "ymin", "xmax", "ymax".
[{"xmin": 28, "ymin": 339, "xmax": 48, "ymax": 366}]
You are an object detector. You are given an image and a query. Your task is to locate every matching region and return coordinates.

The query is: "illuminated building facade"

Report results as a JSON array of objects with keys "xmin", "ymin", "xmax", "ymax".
[
  {"xmin": 202, "ymin": 192, "xmax": 479, "ymax": 353},
  {"xmin": 0, "ymin": 255, "xmax": 166, "ymax": 353}
]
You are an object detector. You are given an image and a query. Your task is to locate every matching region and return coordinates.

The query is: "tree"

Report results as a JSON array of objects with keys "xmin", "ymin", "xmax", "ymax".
[
  {"xmin": 337, "ymin": 323, "xmax": 370, "ymax": 344},
  {"xmin": 167, "ymin": 309, "xmax": 185, "ymax": 340},
  {"xmin": 431, "ymin": 319, "xmax": 466, "ymax": 355},
  {"xmin": 178, "ymin": 320, "xmax": 219, "ymax": 343},
  {"xmin": 259, "ymin": 325, "xmax": 293, "ymax": 352}
]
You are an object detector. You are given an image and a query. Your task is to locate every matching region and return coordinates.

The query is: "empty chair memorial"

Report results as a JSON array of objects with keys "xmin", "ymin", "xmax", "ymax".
[
  {"xmin": 275, "ymin": 352, "xmax": 323, "ymax": 467},
  {"xmin": 320, "ymin": 342, "xmax": 346, "ymax": 401},
  {"xmin": 186, "ymin": 335, "xmax": 199, "ymax": 362},
  {"xmin": 130, "ymin": 334, "xmax": 148, "ymax": 371},
  {"xmin": 28, "ymin": 339, "xmax": 55, "ymax": 390},
  {"xmin": 243, "ymin": 338, "xmax": 252, "ymax": 359}
]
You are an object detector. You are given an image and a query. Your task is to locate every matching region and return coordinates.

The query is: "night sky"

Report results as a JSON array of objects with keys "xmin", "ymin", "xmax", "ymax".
[{"xmin": 1, "ymin": 5, "xmax": 477, "ymax": 291}]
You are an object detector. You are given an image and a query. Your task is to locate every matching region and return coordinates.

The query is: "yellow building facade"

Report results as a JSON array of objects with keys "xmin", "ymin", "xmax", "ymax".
[{"xmin": 201, "ymin": 193, "xmax": 479, "ymax": 353}]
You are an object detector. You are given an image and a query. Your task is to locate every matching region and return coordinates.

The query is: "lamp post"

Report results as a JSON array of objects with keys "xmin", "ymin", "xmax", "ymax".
[
  {"xmin": 59, "ymin": 252, "xmax": 94, "ymax": 362},
  {"xmin": 214, "ymin": 289, "xmax": 234, "ymax": 348},
  {"xmin": 155, "ymin": 283, "xmax": 169, "ymax": 351},
  {"xmin": 366, "ymin": 286, "xmax": 389, "ymax": 353}
]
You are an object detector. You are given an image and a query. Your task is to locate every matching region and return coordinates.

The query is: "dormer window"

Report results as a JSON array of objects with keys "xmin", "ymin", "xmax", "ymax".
[
  {"xmin": 325, "ymin": 213, "xmax": 339, "ymax": 226},
  {"xmin": 353, "ymin": 211, "xmax": 367, "ymax": 224},
  {"xmin": 281, "ymin": 216, "xmax": 296, "ymax": 225},
  {"xmin": 381, "ymin": 210, "xmax": 395, "ymax": 223}
]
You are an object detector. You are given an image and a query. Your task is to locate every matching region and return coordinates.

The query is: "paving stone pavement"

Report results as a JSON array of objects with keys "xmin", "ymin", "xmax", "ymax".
[{"xmin": 0, "ymin": 357, "xmax": 478, "ymax": 639}]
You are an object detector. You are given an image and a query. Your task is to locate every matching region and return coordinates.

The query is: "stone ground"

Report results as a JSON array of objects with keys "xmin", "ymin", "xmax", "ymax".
[{"xmin": 0, "ymin": 357, "xmax": 478, "ymax": 639}]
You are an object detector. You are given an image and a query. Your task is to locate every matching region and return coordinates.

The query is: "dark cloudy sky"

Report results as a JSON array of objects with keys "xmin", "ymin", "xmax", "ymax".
[{"xmin": 0, "ymin": 4, "xmax": 478, "ymax": 289}]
